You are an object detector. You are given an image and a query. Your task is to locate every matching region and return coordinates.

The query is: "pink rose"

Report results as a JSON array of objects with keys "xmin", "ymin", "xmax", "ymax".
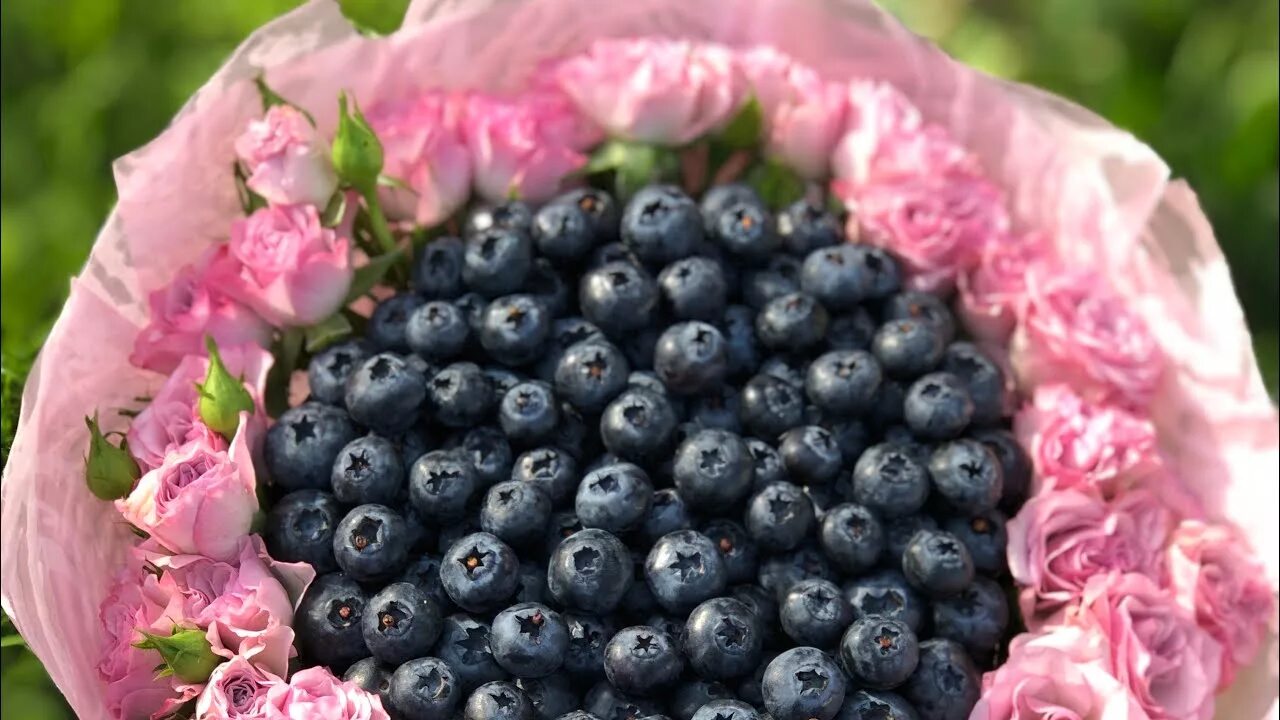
[
  {"xmin": 263, "ymin": 666, "xmax": 389, "ymax": 720},
  {"xmin": 1065, "ymin": 572, "xmax": 1222, "ymax": 720},
  {"xmin": 97, "ymin": 563, "xmax": 187, "ymax": 719},
  {"xmin": 1014, "ymin": 383, "xmax": 1162, "ymax": 498},
  {"xmin": 197, "ymin": 656, "xmax": 284, "ymax": 719},
  {"xmin": 956, "ymin": 232, "xmax": 1048, "ymax": 344},
  {"xmin": 1011, "ymin": 267, "xmax": 1165, "ymax": 410},
  {"xmin": 972, "ymin": 626, "xmax": 1152, "ymax": 720},
  {"xmin": 218, "ymin": 204, "xmax": 352, "ymax": 327},
  {"xmin": 1007, "ymin": 488, "xmax": 1171, "ymax": 626},
  {"xmin": 128, "ymin": 344, "xmax": 272, "ymax": 471},
  {"xmin": 463, "ymin": 89, "xmax": 599, "ymax": 203},
  {"xmin": 367, "ymin": 91, "xmax": 472, "ymax": 226},
  {"xmin": 234, "ymin": 105, "xmax": 338, "ymax": 208},
  {"xmin": 738, "ymin": 47, "xmax": 847, "ymax": 179},
  {"xmin": 553, "ymin": 38, "xmax": 746, "ymax": 144},
  {"xmin": 130, "ymin": 249, "xmax": 274, "ymax": 374},
  {"xmin": 1167, "ymin": 521, "xmax": 1277, "ymax": 687}
]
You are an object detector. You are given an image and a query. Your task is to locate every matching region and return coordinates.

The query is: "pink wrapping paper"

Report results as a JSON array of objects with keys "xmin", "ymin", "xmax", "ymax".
[{"xmin": 1, "ymin": 1, "xmax": 1275, "ymax": 717}]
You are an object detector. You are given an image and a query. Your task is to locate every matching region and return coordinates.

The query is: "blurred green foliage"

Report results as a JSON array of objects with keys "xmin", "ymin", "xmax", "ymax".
[{"xmin": 0, "ymin": 1, "xmax": 1274, "ymax": 716}]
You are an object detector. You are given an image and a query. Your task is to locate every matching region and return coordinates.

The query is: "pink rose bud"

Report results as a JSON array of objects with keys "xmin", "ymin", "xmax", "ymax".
[
  {"xmin": 738, "ymin": 47, "xmax": 847, "ymax": 179},
  {"xmin": 263, "ymin": 666, "xmax": 389, "ymax": 720},
  {"xmin": 553, "ymin": 38, "xmax": 746, "ymax": 144},
  {"xmin": 234, "ymin": 104, "xmax": 338, "ymax": 208},
  {"xmin": 367, "ymin": 91, "xmax": 472, "ymax": 226},
  {"xmin": 197, "ymin": 656, "xmax": 284, "ymax": 719},
  {"xmin": 219, "ymin": 204, "xmax": 353, "ymax": 327}
]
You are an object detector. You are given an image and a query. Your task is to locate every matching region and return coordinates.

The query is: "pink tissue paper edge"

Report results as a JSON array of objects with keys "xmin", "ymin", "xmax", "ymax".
[{"xmin": 1, "ymin": 0, "xmax": 1275, "ymax": 718}]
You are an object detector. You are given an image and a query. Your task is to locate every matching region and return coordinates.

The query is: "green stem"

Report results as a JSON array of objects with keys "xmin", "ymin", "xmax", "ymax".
[{"xmin": 363, "ymin": 191, "xmax": 397, "ymax": 256}]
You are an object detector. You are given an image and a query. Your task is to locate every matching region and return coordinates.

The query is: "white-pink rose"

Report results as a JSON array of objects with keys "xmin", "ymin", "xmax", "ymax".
[
  {"xmin": 218, "ymin": 204, "xmax": 352, "ymax": 327},
  {"xmin": 367, "ymin": 91, "xmax": 472, "ymax": 226},
  {"xmin": 972, "ymin": 626, "xmax": 1152, "ymax": 720},
  {"xmin": 1167, "ymin": 520, "xmax": 1277, "ymax": 688},
  {"xmin": 234, "ymin": 105, "xmax": 338, "ymax": 208},
  {"xmin": 738, "ymin": 47, "xmax": 847, "ymax": 179},
  {"xmin": 1007, "ymin": 488, "xmax": 1171, "ymax": 626},
  {"xmin": 263, "ymin": 666, "xmax": 389, "ymax": 720},
  {"xmin": 197, "ymin": 656, "xmax": 284, "ymax": 719},
  {"xmin": 1012, "ymin": 266, "xmax": 1165, "ymax": 410},
  {"xmin": 553, "ymin": 38, "xmax": 746, "ymax": 144},
  {"xmin": 130, "ymin": 249, "xmax": 274, "ymax": 374},
  {"xmin": 956, "ymin": 232, "xmax": 1048, "ymax": 344},
  {"xmin": 1065, "ymin": 572, "xmax": 1222, "ymax": 720}
]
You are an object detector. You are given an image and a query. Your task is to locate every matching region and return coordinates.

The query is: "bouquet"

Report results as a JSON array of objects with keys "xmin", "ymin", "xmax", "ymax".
[{"xmin": 3, "ymin": 0, "xmax": 1277, "ymax": 718}]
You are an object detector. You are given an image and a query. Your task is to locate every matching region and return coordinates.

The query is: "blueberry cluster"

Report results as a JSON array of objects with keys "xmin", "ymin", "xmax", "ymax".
[{"xmin": 264, "ymin": 183, "xmax": 1029, "ymax": 720}]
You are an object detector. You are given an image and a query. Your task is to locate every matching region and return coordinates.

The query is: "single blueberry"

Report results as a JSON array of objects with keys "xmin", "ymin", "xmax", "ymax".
[
  {"xmin": 296, "ymin": 573, "xmax": 369, "ymax": 671},
  {"xmin": 902, "ymin": 529, "xmax": 975, "ymax": 598},
  {"xmin": 533, "ymin": 201, "xmax": 596, "ymax": 262},
  {"xmin": 703, "ymin": 519, "xmax": 760, "ymax": 585},
  {"xmin": 819, "ymin": 503, "xmax": 885, "ymax": 575},
  {"xmin": 464, "ymin": 226, "xmax": 534, "ymax": 297},
  {"xmin": 362, "ymin": 582, "xmax": 443, "ymax": 666},
  {"xmin": 333, "ymin": 504, "xmax": 410, "ymax": 582},
  {"xmin": 600, "ymin": 387, "xmax": 678, "ymax": 463},
  {"xmin": 433, "ymin": 614, "xmax": 507, "ymax": 693},
  {"xmin": 481, "ymin": 294, "xmax": 552, "ymax": 367},
  {"xmin": 579, "ymin": 261, "xmax": 660, "ymax": 336},
  {"xmin": 852, "ymin": 444, "xmax": 930, "ymax": 518},
  {"xmin": 902, "ymin": 639, "xmax": 980, "ymax": 720},
  {"xmin": 970, "ymin": 428, "xmax": 1031, "ymax": 511},
  {"xmin": 369, "ymin": 294, "xmax": 425, "ymax": 352},
  {"xmin": 344, "ymin": 352, "xmax": 426, "ymax": 435},
  {"xmin": 332, "ymin": 434, "xmax": 404, "ymax": 506},
  {"xmin": 645, "ymin": 530, "xmax": 728, "ymax": 614},
  {"xmin": 429, "ymin": 362, "xmax": 495, "ymax": 428},
  {"xmin": 745, "ymin": 482, "xmax": 816, "ymax": 552},
  {"xmin": 389, "ymin": 656, "xmax": 462, "ymax": 720},
  {"xmin": 839, "ymin": 617, "xmax": 919, "ymax": 690},
  {"xmin": 265, "ymin": 401, "xmax": 358, "ymax": 491},
  {"xmin": 308, "ymin": 339, "xmax": 370, "ymax": 405},
  {"xmin": 684, "ymin": 597, "xmax": 764, "ymax": 680},
  {"xmin": 559, "ymin": 187, "xmax": 620, "ymax": 241},
  {"xmin": 943, "ymin": 510, "xmax": 1008, "ymax": 575},
  {"xmin": 658, "ymin": 256, "xmax": 729, "ymax": 321},
  {"xmin": 640, "ymin": 488, "xmax": 694, "ymax": 546},
  {"xmin": 761, "ymin": 646, "xmax": 846, "ymax": 720},
  {"xmin": 407, "ymin": 300, "xmax": 472, "ymax": 362},
  {"xmin": 547, "ymin": 528, "xmax": 633, "ymax": 614},
  {"xmin": 710, "ymin": 200, "xmax": 779, "ymax": 260},
  {"xmin": 576, "ymin": 463, "xmax": 654, "ymax": 533},
  {"xmin": 464, "ymin": 681, "xmax": 535, "ymax": 720},
  {"xmin": 931, "ymin": 576, "xmax": 1009, "ymax": 663},
  {"xmin": 490, "ymin": 603, "xmax": 570, "ymax": 678},
  {"xmin": 604, "ymin": 625, "xmax": 685, "ymax": 695},
  {"xmin": 500, "ymin": 381, "xmax": 561, "ymax": 446},
  {"xmin": 409, "ymin": 450, "xmax": 478, "ymax": 520},
  {"xmin": 927, "ymin": 439, "xmax": 1003, "ymax": 514},
  {"xmin": 872, "ymin": 319, "xmax": 945, "ymax": 380},
  {"xmin": 414, "ymin": 236, "xmax": 466, "ymax": 299},
  {"xmin": 739, "ymin": 373, "xmax": 805, "ymax": 440},
  {"xmin": 755, "ymin": 292, "xmax": 829, "ymax": 352},
  {"xmin": 673, "ymin": 429, "xmax": 754, "ymax": 510},
  {"xmin": 482, "ymin": 480, "xmax": 553, "ymax": 546},
  {"xmin": 701, "ymin": 184, "xmax": 762, "ymax": 231},
  {"xmin": 654, "ymin": 321, "xmax": 729, "ymax": 396},
  {"xmin": 512, "ymin": 447, "xmax": 578, "ymax": 506},
  {"xmin": 777, "ymin": 199, "xmax": 841, "ymax": 257},
  {"xmin": 622, "ymin": 184, "xmax": 703, "ymax": 266},
  {"xmin": 455, "ymin": 424, "xmax": 515, "ymax": 489},
  {"xmin": 805, "ymin": 349, "xmax": 881, "ymax": 417},
  {"xmin": 562, "ymin": 612, "xmax": 617, "ymax": 680},
  {"xmin": 777, "ymin": 425, "xmax": 842, "ymax": 485},
  {"xmin": 440, "ymin": 532, "xmax": 520, "ymax": 613},
  {"xmin": 555, "ymin": 340, "xmax": 630, "ymax": 413},
  {"xmin": 904, "ymin": 373, "xmax": 974, "ymax": 440},
  {"xmin": 800, "ymin": 245, "xmax": 871, "ymax": 307},
  {"xmin": 264, "ymin": 490, "xmax": 342, "ymax": 573},
  {"xmin": 780, "ymin": 579, "xmax": 851, "ymax": 650}
]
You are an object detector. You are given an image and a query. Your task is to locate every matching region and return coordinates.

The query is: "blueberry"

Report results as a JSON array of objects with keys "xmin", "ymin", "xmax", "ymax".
[
  {"xmin": 389, "ymin": 656, "xmax": 462, "ymax": 720},
  {"xmin": 904, "ymin": 373, "xmax": 973, "ymax": 440},
  {"xmin": 653, "ymin": 321, "xmax": 728, "ymax": 396},
  {"xmin": 671, "ymin": 429, "xmax": 753, "ymax": 510},
  {"xmin": 554, "ymin": 713, "xmax": 604, "ymax": 720},
  {"xmin": 882, "ymin": 515, "xmax": 940, "ymax": 566},
  {"xmin": 517, "ymin": 674, "xmax": 579, "ymax": 720},
  {"xmin": 825, "ymin": 309, "xmax": 877, "ymax": 351},
  {"xmin": 579, "ymin": 261, "xmax": 660, "ymax": 336},
  {"xmin": 681, "ymin": 596, "xmax": 764, "ymax": 680},
  {"xmin": 658, "ymin": 256, "xmax": 729, "ymax": 321},
  {"xmin": 331, "ymin": 435, "xmax": 404, "ymax": 506},
  {"xmin": 434, "ymin": 615, "xmax": 507, "ymax": 693},
  {"xmin": 758, "ymin": 545, "xmax": 836, "ymax": 601},
  {"xmin": 756, "ymin": 293, "xmax": 829, "ymax": 352},
  {"xmin": 695, "ymin": 520, "xmax": 756, "ymax": 584},
  {"xmin": 343, "ymin": 353, "xmax": 426, "ymax": 435},
  {"xmin": 265, "ymin": 401, "xmax": 358, "ymax": 491},
  {"xmin": 308, "ymin": 339, "xmax": 370, "ymax": 405},
  {"xmin": 429, "ymin": 362, "xmax": 495, "ymax": 428},
  {"xmin": 398, "ymin": 554, "xmax": 454, "ymax": 613},
  {"xmin": 482, "ymin": 481, "xmax": 553, "ymax": 546},
  {"xmin": 533, "ymin": 201, "xmax": 596, "ymax": 262},
  {"xmin": 746, "ymin": 482, "xmax": 816, "ymax": 552},
  {"xmin": 691, "ymin": 699, "xmax": 762, "ymax": 720},
  {"xmin": 760, "ymin": 354, "xmax": 807, "ymax": 389},
  {"xmin": 296, "ymin": 572, "xmax": 369, "ymax": 670},
  {"xmin": 640, "ymin": 488, "xmax": 694, "ymax": 545},
  {"xmin": 701, "ymin": 184, "xmax": 762, "ymax": 229},
  {"xmin": 512, "ymin": 447, "xmax": 578, "ymax": 506},
  {"xmin": 931, "ymin": 576, "xmax": 1009, "ymax": 662},
  {"xmin": 940, "ymin": 344, "xmax": 1004, "ymax": 426},
  {"xmin": 838, "ymin": 690, "xmax": 920, "ymax": 720},
  {"xmin": 344, "ymin": 657, "xmax": 393, "ymax": 706},
  {"xmin": 842, "ymin": 570, "xmax": 926, "ymax": 632},
  {"xmin": 927, "ymin": 439, "xmax": 1002, "ymax": 514},
  {"xmin": 455, "ymin": 292, "xmax": 489, "ymax": 333},
  {"xmin": 852, "ymin": 444, "xmax": 930, "ymax": 518},
  {"xmin": 902, "ymin": 529, "xmax": 975, "ymax": 598},
  {"xmin": 456, "ymin": 425, "xmax": 515, "ymax": 489},
  {"xmin": 583, "ymin": 681, "xmax": 665, "ymax": 720},
  {"xmin": 622, "ymin": 185, "xmax": 703, "ymax": 265},
  {"xmin": 777, "ymin": 426, "xmax": 841, "ymax": 484},
  {"xmin": 467, "ymin": 200, "xmax": 534, "ymax": 236},
  {"xmin": 761, "ymin": 646, "xmax": 846, "ymax": 720},
  {"xmin": 719, "ymin": 305, "xmax": 760, "ymax": 378},
  {"xmin": 600, "ymin": 387, "xmax": 678, "ymax": 463},
  {"xmin": 805, "ymin": 349, "xmax": 881, "ymax": 416},
  {"xmin": 672, "ymin": 680, "xmax": 736, "ymax": 720},
  {"xmin": 882, "ymin": 291, "xmax": 956, "ymax": 345},
  {"xmin": 464, "ymin": 226, "xmax": 534, "ymax": 297},
  {"xmin": 369, "ymin": 294, "xmax": 425, "ymax": 352},
  {"xmin": 588, "ymin": 242, "xmax": 643, "ymax": 270},
  {"xmin": 745, "ymin": 439, "xmax": 786, "ymax": 488},
  {"xmin": 481, "ymin": 295, "xmax": 552, "ymax": 366},
  {"xmin": 440, "ymin": 532, "xmax": 520, "ymax": 612},
  {"xmin": 407, "ymin": 301, "xmax": 472, "ymax": 362},
  {"xmin": 739, "ymin": 373, "xmax": 805, "ymax": 440},
  {"xmin": 498, "ymin": 381, "xmax": 560, "ymax": 445},
  {"xmin": 515, "ymin": 561, "xmax": 550, "ymax": 605},
  {"xmin": 902, "ymin": 639, "xmax": 980, "ymax": 720},
  {"xmin": 840, "ymin": 617, "xmax": 919, "ymax": 690},
  {"xmin": 576, "ymin": 463, "xmax": 654, "ymax": 533},
  {"xmin": 485, "ymin": 366, "xmax": 524, "ymax": 396},
  {"xmin": 563, "ymin": 612, "xmax": 617, "ymax": 680},
  {"xmin": 465, "ymin": 681, "xmax": 535, "ymax": 720},
  {"xmin": 742, "ymin": 257, "xmax": 802, "ymax": 311},
  {"xmin": 603, "ymin": 625, "xmax": 684, "ymax": 695},
  {"xmin": 872, "ymin": 320, "xmax": 944, "ymax": 380},
  {"xmin": 409, "ymin": 450, "xmax": 478, "ymax": 520},
  {"xmin": 688, "ymin": 386, "xmax": 742, "ymax": 432},
  {"xmin": 489, "ymin": 603, "xmax": 570, "ymax": 678},
  {"xmin": 777, "ymin": 199, "xmax": 841, "ymax": 257},
  {"xmin": 334, "ymin": 504, "xmax": 410, "ymax": 582},
  {"xmin": 560, "ymin": 188, "xmax": 620, "ymax": 241},
  {"xmin": 545, "ymin": 510, "xmax": 585, "ymax": 556},
  {"xmin": 362, "ymin": 582, "xmax": 443, "ymax": 666},
  {"xmin": 548, "ymin": 529, "xmax": 633, "ymax": 614},
  {"xmin": 800, "ymin": 245, "xmax": 872, "ymax": 307},
  {"xmin": 711, "ymin": 200, "xmax": 779, "ymax": 260},
  {"xmin": 854, "ymin": 246, "xmax": 902, "ymax": 299},
  {"xmin": 645, "ymin": 530, "xmax": 728, "ymax": 613},
  {"xmin": 525, "ymin": 258, "xmax": 573, "ymax": 318},
  {"xmin": 779, "ymin": 579, "xmax": 850, "ymax": 649},
  {"xmin": 264, "ymin": 490, "xmax": 341, "ymax": 573},
  {"xmin": 819, "ymin": 503, "xmax": 884, "ymax": 575},
  {"xmin": 414, "ymin": 236, "xmax": 466, "ymax": 299},
  {"xmin": 555, "ymin": 340, "xmax": 630, "ymax": 413},
  {"xmin": 869, "ymin": 379, "xmax": 907, "ymax": 430},
  {"xmin": 943, "ymin": 510, "xmax": 1008, "ymax": 575},
  {"xmin": 970, "ymin": 428, "xmax": 1030, "ymax": 511}
]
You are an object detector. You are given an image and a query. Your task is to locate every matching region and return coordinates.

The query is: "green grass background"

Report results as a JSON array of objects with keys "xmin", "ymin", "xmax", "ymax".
[{"xmin": 0, "ymin": 0, "xmax": 1275, "ymax": 716}]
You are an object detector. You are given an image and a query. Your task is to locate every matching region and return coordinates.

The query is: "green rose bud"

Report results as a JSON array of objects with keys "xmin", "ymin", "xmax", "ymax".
[
  {"xmin": 196, "ymin": 337, "xmax": 255, "ymax": 438},
  {"xmin": 133, "ymin": 626, "xmax": 222, "ymax": 683},
  {"xmin": 84, "ymin": 413, "xmax": 141, "ymax": 501},
  {"xmin": 331, "ymin": 91, "xmax": 384, "ymax": 195}
]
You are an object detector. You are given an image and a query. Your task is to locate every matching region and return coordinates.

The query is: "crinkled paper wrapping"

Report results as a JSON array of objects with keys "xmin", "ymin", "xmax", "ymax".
[{"xmin": 1, "ymin": 1, "xmax": 1275, "ymax": 717}]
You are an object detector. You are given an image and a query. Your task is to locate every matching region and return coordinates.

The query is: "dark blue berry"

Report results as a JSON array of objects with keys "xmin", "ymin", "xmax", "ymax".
[
  {"xmin": 658, "ymin": 256, "xmax": 729, "ymax": 321},
  {"xmin": 516, "ymin": 674, "xmax": 579, "ymax": 720},
  {"xmin": 582, "ymin": 681, "xmax": 664, "ymax": 720},
  {"xmin": 576, "ymin": 463, "xmax": 654, "ymax": 533},
  {"xmin": 800, "ymin": 245, "xmax": 871, "ymax": 307},
  {"xmin": 902, "ymin": 639, "xmax": 980, "ymax": 720},
  {"xmin": 819, "ymin": 503, "xmax": 884, "ymax": 575},
  {"xmin": 855, "ymin": 246, "xmax": 902, "ymax": 300},
  {"xmin": 672, "ymin": 680, "xmax": 736, "ymax": 720},
  {"xmin": 928, "ymin": 439, "xmax": 1002, "ymax": 514},
  {"xmin": 407, "ymin": 301, "xmax": 472, "ymax": 362},
  {"xmin": 654, "ymin": 321, "xmax": 729, "ymax": 396},
  {"xmin": 266, "ymin": 401, "xmax": 358, "ymax": 491},
  {"xmin": 555, "ymin": 340, "xmax": 630, "ymax": 413},
  {"xmin": 761, "ymin": 646, "xmax": 846, "ymax": 720},
  {"xmin": 331, "ymin": 434, "xmax": 404, "ymax": 506},
  {"xmin": 334, "ymin": 504, "xmax": 410, "ymax": 582},
  {"xmin": 563, "ymin": 612, "xmax": 616, "ymax": 680},
  {"xmin": 512, "ymin": 447, "xmax": 577, "ymax": 506},
  {"xmin": 369, "ymin": 294, "xmax": 425, "ymax": 352},
  {"xmin": 701, "ymin": 184, "xmax": 762, "ymax": 231},
  {"xmin": 464, "ymin": 227, "xmax": 534, "ymax": 297},
  {"xmin": 839, "ymin": 690, "xmax": 920, "ymax": 720},
  {"xmin": 702, "ymin": 519, "xmax": 759, "ymax": 585},
  {"xmin": 344, "ymin": 657, "xmax": 393, "ymax": 707},
  {"xmin": 414, "ymin": 236, "xmax": 466, "ymax": 299},
  {"xmin": 490, "ymin": 603, "xmax": 570, "ymax": 678},
  {"xmin": 548, "ymin": 529, "xmax": 633, "ymax": 614},
  {"xmin": 500, "ymin": 381, "xmax": 561, "ymax": 445},
  {"xmin": 429, "ymin": 362, "xmax": 495, "ymax": 428},
  {"xmin": 971, "ymin": 428, "xmax": 1031, "ymax": 511},
  {"xmin": 600, "ymin": 387, "xmax": 678, "ymax": 463},
  {"xmin": 843, "ymin": 569, "xmax": 927, "ymax": 633},
  {"xmin": 745, "ymin": 439, "xmax": 786, "ymax": 488},
  {"xmin": 344, "ymin": 352, "xmax": 426, "ymax": 435},
  {"xmin": 363, "ymin": 582, "xmax": 443, "ymax": 666},
  {"xmin": 533, "ymin": 202, "xmax": 596, "ymax": 262},
  {"xmin": 389, "ymin": 656, "xmax": 461, "ymax": 720},
  {"xmin": 826, "ymin": 308, "xmax": 877, "ymax": 351},
  {"xmin": 778, "ymin": 426, "xmax": 841, "ymax": 484},
  {"xmin": 604, "ymin": 625, "xmax": 685, "ymax": 695},
  {"xmin": 456, "ymin": 292, "xmax": 489, "ymax": 333},
  {"xmin": 739, "ymin": 373, "xmax": 805, "ymax": 440},
  {"xmin": 455, "ymin": 424, "xmax": 515, "ymax": 489},
  {"xmin": 931, "ymin": 576, "xmax": 1009, "ymax": 662},
  {"xmin": 902, "ymin": 529, "xmax": 975, "ymax": 598},
  {"xmin": 746, "ymin": 482, "xmax": 816, "ymax": 552},
  {"xmin": 673, "ymin": 429, "xmax": 754, "ymax": 510},
  {"xmin": 464, "ymin": 681, "xmax": 535, "ymax": 720},
  {"xmin": 560, "ymin": 188, "xmax": 620, "ymax": 241},
  {"xmin": 481, "ymin": 295, "xmax": 552, "ymax": 366},
  {"xmin": 296, "ymin": 573, "xmax": 369, "ymax": 671},
  {"xmin": 482, "ymin": 481, "xmax": 552, "ymax": 546},
  {"xmin": 265, "ymin": 490, "xmax": 341, "ymax": 573},
  {"xmin": 852, "ymin": 444, "xmax": 930, "ymax": 518},
  {"xmin": 640, "ymin": 488, "xmax": 694, "ymax": 546},
  {"xmin": 409, "ymin": 450, "xmax": 478, "ymax": 520},
  {"xmin": 308, "ymin": 339, "xmax": 370, "ymax": 405},
  {"xmin": 904, "ymin": 373, "xmax": 974, "ymax": 440},
  {"xmin": 645, "ymin": 530, "xmax": 728, "ymax": 614},
  {"xmin": 440, "ymin": 532, "xmax": 520, "ymax": 613},
  {"xmin": 943, "ymin": 510, "xmax": 1008, "ymax": 575},
  {"xmin": 711, "ymin": 200, "xmax": 779, "ymax": 260},
  {"xmin": 758, "ymin": 545, "xmax": 836, "ymax": 602},
  {"xmin": 777, "ymin": 199, "xmax": 841, "ymax": 257},
  {"xmin": 883, "ymin": 515, "xmax": 939, "ymax": 566},
  {"xmin": 433, "ymin": 615, "xmax": 507, "ymax": 693},
  {"xmin": 805, "ymin": 349, "xmax": 881, "ymax": 416},
  {"xmin": 398, "ymin": 554, "xmax": 454, "ymax": 614},
  {"xmin": 622, "ymin": 185, "xmax": 703, "ymax": 266},
  {"xmin": 742, "ymin": 256, "xmax": 802, "ymax": 311},
  {"xmin": 840, "ymin": 617, "xmax": 919, "ymax": 690},
  {"xmin": 780, "ymin": 579, "xmax": 851, "ymax": 649},
  {"xmin": 691, "ymin": 699, "xmax": 762, "ymax": 720},
  {"xmin": 756, "ymin": 293, "xmax": 829, "ymax": 352},
  {"xmin": 684, "ymin": 596, "xmax": 763, "ymax": 680},
  {"xmin": 941, "ymin": 342, "xmax": 1004, "ymax": 426},
  {"xmin": 872, "ymin": 319, "xmax": 945, "ymax": 380},
  {"xmin": 883, "ymin": 291, "xmax": 956, "ymax": 344},
  {"xmin": 466, "ymin": 201, "xmax": 533, "ymax": 236}
]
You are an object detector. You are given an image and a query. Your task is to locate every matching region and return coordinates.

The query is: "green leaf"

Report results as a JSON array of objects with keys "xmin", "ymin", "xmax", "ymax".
[
  {"xmin": 2, "ymin": 633, "xmax": 26, "ymax": 648},
  {"xmin": 304, "ymin": 314, "xmax": 354, "ymax": 353},
  {"xmin": 339, "ymin": 0, "xmax": 411, "ymax": 35},
  {"xmin": 714, "ymin": 97, "xmax": 764, "ymax": 150},
  {"xmin": 264, "ymin": 328, "xmax": 304, "ymax": 418},
  {"xmin": 344, "ymin": 249, "xmax": 405, "ymax": 304},
  {"xmin": 583, "ymin": 140, "xmax": 680, "ymax": 200},
  {"xmin": 581, "ymin": 140, "xmax": 636, "ymax": 175},
  {"xmin": 746, "ymin": 159, "xmax": 807, "ymax": 209}
]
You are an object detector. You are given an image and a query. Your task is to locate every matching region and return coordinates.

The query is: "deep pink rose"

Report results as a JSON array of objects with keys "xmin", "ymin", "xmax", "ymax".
[
  {"xmin": 738, "ymin": 47, "xmax": 847, "ymax": 179},
  {"xmin": 97, "ymin": 562, "xmax": 187, "ymax": 720},
  {"xmin": 1167, "ymin": 520, "xmax": 1277, "ymax": 688},
  {"xmin": 553, "ymin": 38, "xmax": 746, "ymax": 144},
  {"xmin": 1007, "ymin": 488, "xmax": 1171, "ymax": 626},
  {"xmin": 146, "ymin": 536, "xmax": 314, "ymax": 678},
  {"xmin": 234, "ymin": 105, "xmax": 338, "ymax": 208},
  {"xmin": 263, "ymin": 666, "xmax": 389, "ymax": 720},
  {"xmin": 367, "ymin": 91, "xmax": 471, "ymax": 226},
  {"xmin": 1065, "ymin": 573, "xmax": 1222, "ymax": 720},
  {"xmin": 1012, "ymin": 267, "xmax": 1165, "ymax": 410},
  {"xmin": 972, "ymin": 626, "xmax": 1152, "ymax": 720},
  {"xmin": 197, "ymin": 656, "xmax": 284, "ymax": 719},
  {"xmin": 219, "ymin": 204, "xmax": 352, "ymax": 327},
  {"xmin": 130, "ymin": 249, "xmax": 274, "ymax": 374},
  {"xmin": 1014, "ymin": 383, "xmax": 1162, "ymax": 498},
  {"xmin": 127, "ymin": 344, "xmax": 272, "ymax": 471},
  {"xmin": 117, "ymin": 424, "xmax": 257, "ymax": 562},
  {"xmin": 463, "ymin": 89, "xmax": 599, "ymax": 203},
  {"xmin": 956, "ymin": 232, "xmax": 1048, "ymax": 344}
]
